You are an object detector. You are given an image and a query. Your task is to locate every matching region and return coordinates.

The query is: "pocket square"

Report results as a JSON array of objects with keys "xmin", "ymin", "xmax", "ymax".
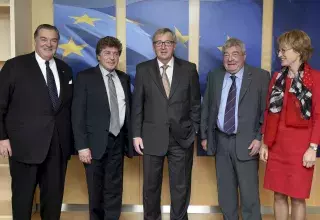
[{"xmin": 68, "ymin": 80, "xmax": 72, "ymax": 84}]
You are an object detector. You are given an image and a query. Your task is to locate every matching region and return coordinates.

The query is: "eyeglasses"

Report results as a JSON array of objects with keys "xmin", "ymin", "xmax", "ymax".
[
  {"xmin": 153, "ymin": 40, "xmax": 175, "ymax": 47},
  {"xmin": 277, "ymin": 48, "xmax": 292, "ymax": 54}
]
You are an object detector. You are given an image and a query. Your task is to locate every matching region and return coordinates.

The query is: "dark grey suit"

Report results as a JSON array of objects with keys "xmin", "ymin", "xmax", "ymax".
[
  {"xmin": 132, "ymin": 57, "xmax": 201, "ymax": 220},
  {"xmin": 200, "ymin": 64, "xmax": 270, "ymax": 220}
]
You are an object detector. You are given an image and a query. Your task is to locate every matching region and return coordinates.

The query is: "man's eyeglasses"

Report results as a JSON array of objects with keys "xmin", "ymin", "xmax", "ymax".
[{"xmin": 153, "ymin": 40, "xmax": 175, "ymax": 47}]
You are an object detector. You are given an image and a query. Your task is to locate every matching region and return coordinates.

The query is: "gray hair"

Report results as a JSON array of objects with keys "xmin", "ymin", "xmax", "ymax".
[
  {"xmin": 152, "ymin": 28, "xmax": 177, "ymax": 43},
  {"xmin": 222, "ymin": 38, "xmax": 246, "ymax": 54}
]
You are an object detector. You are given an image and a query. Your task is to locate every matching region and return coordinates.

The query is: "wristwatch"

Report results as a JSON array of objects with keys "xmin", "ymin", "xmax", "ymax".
[{"xmin": 309, "ymin": 144, "xmax": 318, "ymax": 151}]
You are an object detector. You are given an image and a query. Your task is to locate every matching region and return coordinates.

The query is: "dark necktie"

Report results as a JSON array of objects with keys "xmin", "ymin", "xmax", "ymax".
[
  {"xmin": 45, "ymin": 61, "xmax": 59, "ymax": 111},
  {"xmin": 161, "ymin": 65, "xmax": 170, "ymax": 98},
  {"xmin": 224, "ymin": 75, "xmax": 236, "ymax": 134},
  {"xmin": 107, "ymin": 73, "xmax": 120, "ymax": 136}
]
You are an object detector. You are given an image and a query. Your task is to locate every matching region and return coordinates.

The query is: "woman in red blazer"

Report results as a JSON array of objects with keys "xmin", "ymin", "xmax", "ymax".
[{"xmin": 260, "ymin": 30, "xmax": 320, "ymax": 220}]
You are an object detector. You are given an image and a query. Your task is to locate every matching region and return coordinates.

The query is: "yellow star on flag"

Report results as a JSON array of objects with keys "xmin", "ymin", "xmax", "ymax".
[
  {"xmin": 58, "ymin": 39, "xmax": 87, "ymax": 58},
  {"xmin": 174, "ymin": 26, "xmax": 189, "ymax": 47},
  {"xmin": 69, "ymin": 14, "xmax": 101, "ymax": 26},
  {"xmin": 218, "ymin": 35, "xmax": 231, "ymax": 51}
]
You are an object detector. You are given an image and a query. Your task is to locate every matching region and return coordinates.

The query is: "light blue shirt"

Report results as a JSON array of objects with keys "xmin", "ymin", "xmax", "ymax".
[{"xmin": 217, "ymin": 67, "xmax": 244, "ymax": 133}]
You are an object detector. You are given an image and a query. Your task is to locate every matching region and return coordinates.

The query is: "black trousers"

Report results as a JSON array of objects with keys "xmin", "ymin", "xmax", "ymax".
[
  {"xmin": 9, "ymin": 129, "xmax": 67, "ymax": 220},
  {"xmin": 84, "ymin": 134, "xmax": 124, "ymax": 220},
  {"xmin": 143, "ymin": 134, "xmax": 194, "ymax": 220}
]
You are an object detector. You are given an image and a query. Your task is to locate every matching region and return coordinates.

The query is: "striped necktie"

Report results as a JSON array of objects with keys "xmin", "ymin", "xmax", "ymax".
[{"xmin": 224, "ymin": 75, "xmax": 236, "ymax": 134}]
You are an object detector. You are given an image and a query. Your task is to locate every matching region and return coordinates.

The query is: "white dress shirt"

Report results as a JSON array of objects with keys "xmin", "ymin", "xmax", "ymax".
[
  {"xmin": 157, "ymin": 57, "xmax": 174, "ymax": 85},
  {"xmin": 35, "ymin": 52, "xmax": 60, "ymax": 96},
  {"xmin": 100, "ymin": 65, "xmax": 126, "ymax": 129}
]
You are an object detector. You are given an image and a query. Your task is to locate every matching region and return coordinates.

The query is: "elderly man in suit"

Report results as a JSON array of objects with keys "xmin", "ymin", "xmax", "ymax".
[
  {"xmin": 72, "ymin": 36, "xmax": 133, "ymax": 220},
  {"xmin": 200, "ymin": 38, "xmax": 270, "ymax": 220},
  {"xmin": 0, "ymin": 24, "xmax": 73, "ymax": 220},
  {"xmin": 132, "ymin": 28, "xmax": 201, "ymax": 220}
]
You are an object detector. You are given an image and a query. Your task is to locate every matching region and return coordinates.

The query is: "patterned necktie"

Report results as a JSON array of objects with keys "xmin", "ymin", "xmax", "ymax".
[
  {"xmin": 224, "ymin": 75, "xmax": 237, "ymax": 134},
  {"xmin": 161, "ymin": 65, "xmax": 170, "ymax": 98},
  {"xmin": 45, "ymin": 61, "xmax": 60, "ymax": 111},
  {"xmin": 107, "ymin": 73, "xmax": 120, "ymax": 136}
]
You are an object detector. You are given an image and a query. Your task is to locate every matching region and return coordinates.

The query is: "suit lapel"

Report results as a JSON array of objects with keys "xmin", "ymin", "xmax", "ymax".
[
  {"xmin": 94, "ymin": 66, "xmax": 111, "ymax": 113},
  {"xmin": 55, "ymin": 61, "xmax": 66, "ymax": 111},
  {"xmin": 30, "ymin": 52, "xmax": 48, "ymax": 89},
  {"xmin": 115, "ymin": 70, "xmax": 129, "ymax": 104},
  {"xmin": 239, "ymin": 65, "xmax": 252, "ymax": 104},
  {"xmin": 215, "ymin": 69, "xmax": 226, "ymax": 109},
  {"xmin": 169, "ymin": 58, "xmax": 182, "ymax": 99},
  {"xmin": 148, "ymin": 58, "xmax": 167, "ymax": 99}
]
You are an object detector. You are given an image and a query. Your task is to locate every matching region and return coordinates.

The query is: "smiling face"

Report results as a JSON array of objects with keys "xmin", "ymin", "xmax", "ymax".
[
  {"xmin": 223, "ymin": 45, "xmax": 246, "ymax": 74},
  {"xmin": 277, "ymin": 44, "xmax": 301, "ymax": 68},
  {"xmin": 153, "ymin": 32, "xmax": 176, "ymax": 64},
  {"xmin": 34, "ymin": 28, "xmax": 59, "ymax": 61},
  {"xmin": 97, "ymin": 46, "xmax": 120, "ymax": 72}
]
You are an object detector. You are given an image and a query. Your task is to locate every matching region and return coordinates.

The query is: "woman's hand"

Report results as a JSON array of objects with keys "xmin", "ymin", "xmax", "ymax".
[
  {"xmin": 303, "ymin": 148, "xmax": 317, "ymax": 168},
  {"xmin": 259, "ymin": 144, "xmax": 268, "ymax": 162}
]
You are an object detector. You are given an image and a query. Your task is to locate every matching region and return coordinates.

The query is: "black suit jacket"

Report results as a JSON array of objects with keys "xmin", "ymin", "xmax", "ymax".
[
  {"xmin": 0, "ymin": 52, "xmax": 73, "ymax": 164},
  {"xmin": 72, "ymin": 66, "xmax": 133, "ymax": 159},
  {"xmin": 132, "ymin": 57, "xmax": 201, "ymax": 156}
]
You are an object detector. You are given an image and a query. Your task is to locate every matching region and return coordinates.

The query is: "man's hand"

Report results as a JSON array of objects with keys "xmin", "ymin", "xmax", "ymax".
[
  {"xmin": 78, "ymin": 148, "xmax": 92, "ymax": 164},
  {"xmin": 133, "ymin": 137, "xmax": 144, "ymax": 155},
  {"xmin": 201, "ymin": 139, "xmax": 207, "ymax": 151},
  {"xmin": 248, "ymin": 139, "xmax": 261, "ymax": 157},
  {"xmin": 0, "ymin": 139, "xmax": 12, "ymax": 158}
]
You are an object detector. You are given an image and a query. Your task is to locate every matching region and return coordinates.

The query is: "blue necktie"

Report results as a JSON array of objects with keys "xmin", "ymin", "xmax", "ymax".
[
  {"xmin": 45, "ymin": 61, "xmax": 60, "ymax": 111},
  {"xmin": 224, "ymin": 75, "xmax": 236, "ymax": 134}
]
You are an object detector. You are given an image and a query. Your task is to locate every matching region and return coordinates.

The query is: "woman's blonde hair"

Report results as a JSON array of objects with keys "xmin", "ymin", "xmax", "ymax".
[{"xmin": 277, "ymin": 30, "xmax": 313, "ymax": 62}]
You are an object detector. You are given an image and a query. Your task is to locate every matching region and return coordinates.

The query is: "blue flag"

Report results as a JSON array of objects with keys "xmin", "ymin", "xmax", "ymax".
[{"xmin": 272, "ymin": 0, "xmax": 320, "ymax": 71}]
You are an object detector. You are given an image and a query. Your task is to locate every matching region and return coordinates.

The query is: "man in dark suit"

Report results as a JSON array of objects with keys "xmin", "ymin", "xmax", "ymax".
[
  {"xmin": 200, "ymin": 38, "xmax": 270, "ymax": 220},
  {"xmin": 72, "ymin": 36, "xmax": 133, "ymax": 220},
  {"xmin": 132, "ymin": 28, "xmax": 201, "ymax": 220},
  {"xmin": 0, "ymin": 24, "xmax": 73, "ymax": 220}
]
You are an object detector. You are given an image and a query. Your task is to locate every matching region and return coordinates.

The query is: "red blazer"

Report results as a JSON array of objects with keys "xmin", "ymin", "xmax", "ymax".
[{"xmin": 262, "ymin": 66, "xmax": 320, "ymax": 147}]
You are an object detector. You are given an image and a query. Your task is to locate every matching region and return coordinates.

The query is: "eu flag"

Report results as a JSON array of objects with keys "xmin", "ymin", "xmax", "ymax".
[
  {"xmin": 199, "ymin": 0, "xmax": 263, "ymax": 95},
  {"xmin": 272, "ymin": 0, "xmax": 320, "ymax": 71}
]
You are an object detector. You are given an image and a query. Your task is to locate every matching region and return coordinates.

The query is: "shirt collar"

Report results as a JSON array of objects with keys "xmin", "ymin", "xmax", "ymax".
[
  {"xmin": 99, "ymin": 64, "xmax": 116, "ymax": 77},
  {"xmin": 35, "ymin": 52, "xmax": 54, "ymax": 65},
  {"xmin": 157, "ymin": 57, "xmax": 174, "ymax": 69},
  {"xmin": 226, "ymin": 66, "xmax": 244, "ymax": 80}
]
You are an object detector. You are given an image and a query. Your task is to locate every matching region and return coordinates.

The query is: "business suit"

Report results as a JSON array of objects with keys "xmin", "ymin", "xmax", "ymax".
[
  {"xmin": 72, "ymin": 66, "xmax": 133, "ymax": 220},
  {"xmin": 0, "ymin": 52, "xmax": 73, "ymax": 219},
  {"xmin": 132, "ymin": 57, "xmax": 201, "ymax": 220},
  {"xmin": 201, "ymin": 64, "xmax": 270, "ymax": 220}
]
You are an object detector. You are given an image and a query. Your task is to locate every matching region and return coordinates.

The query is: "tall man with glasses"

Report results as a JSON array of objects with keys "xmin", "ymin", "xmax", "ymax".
[
  {"xmin": 0, "ymin": 24, "xmax": 73, "ymax": 220},
  {"xmin": 132, "ymin": 28, "xmax": 201, "ymax": 220},
  {"xmin": 200, "ymin": 38, "xmax": 270, "ymax": 220},
  {"xmin": 72, "ymin": 36, "xmax": 133, "ymax": 220}
]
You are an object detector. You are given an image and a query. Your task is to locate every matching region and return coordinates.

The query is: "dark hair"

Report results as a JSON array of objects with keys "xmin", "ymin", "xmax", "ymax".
[
  {"xmin": 34, "ymin": 24, "xmax": 60, "ymax": 40},
  {"xmin": 96, "ymin": 36, "xmax": 123, "ymax": 56}
]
